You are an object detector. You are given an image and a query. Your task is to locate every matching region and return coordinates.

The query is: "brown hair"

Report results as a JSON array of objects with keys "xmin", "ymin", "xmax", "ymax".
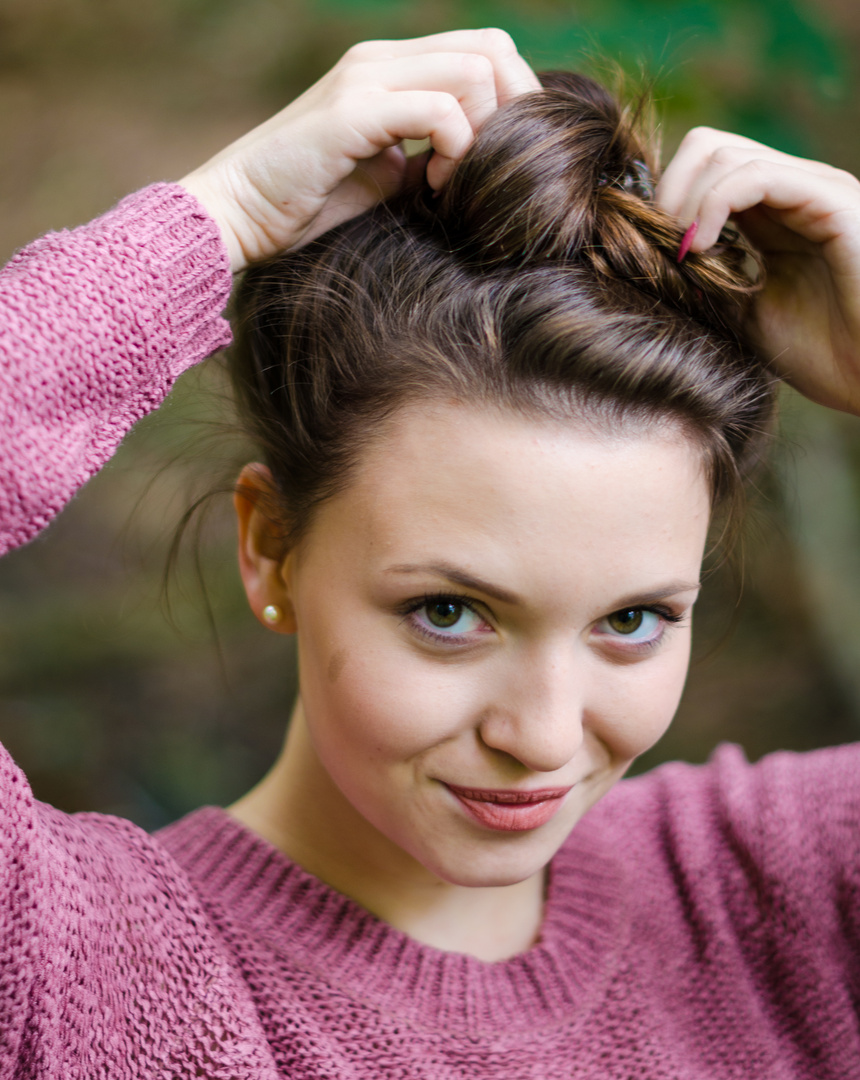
[{"xmin": 230, "ymin": 71, "xmax": 775, "ymax": 550}]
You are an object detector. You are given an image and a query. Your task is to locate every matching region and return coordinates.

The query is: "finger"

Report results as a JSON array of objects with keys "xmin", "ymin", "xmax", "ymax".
[
  {"xmin": 731, "ymin": 204, "xmax": 814, "ymax": 256},
  {"xmin": 350, "ymin": 52, "xmax": 503, "ymax": 134},
  {"xmin": 678, "ymin": 151, "xmax": 849, "ymax": 233},
  {"xmin": 340, "ymin": 28, "xmax": 540, "ymax": 105},
  {"xmin": 340, "ymin": 89, "xmax": 476, "ymax": 189},
  {"xmin": 656, "ymin": 127, "xmax": 837, "ymax": 221},
  {"xmin": 685, "ymin": 160, "xmax": 860, "ymax": 255}
]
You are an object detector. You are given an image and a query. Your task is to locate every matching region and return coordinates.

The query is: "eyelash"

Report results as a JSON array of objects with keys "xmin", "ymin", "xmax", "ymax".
[
  {"xmin": 398, "ymin": 591, "xmax": 490, "ymax": 647},
  {"xmin": 594, "ymin": 605, "xmax": 685, "ymax": 655},
  {"xmin": 398, "ymin": 593, "xmax": 685, "ymax": 651}
]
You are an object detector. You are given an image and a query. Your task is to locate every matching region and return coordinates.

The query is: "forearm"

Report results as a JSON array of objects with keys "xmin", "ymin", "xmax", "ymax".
[{"xmin": 0, "ymin": 182, "xmax": 232, "ymax": 554}]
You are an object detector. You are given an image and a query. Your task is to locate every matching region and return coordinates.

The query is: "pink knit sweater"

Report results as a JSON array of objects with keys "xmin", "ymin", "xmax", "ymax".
[{"xmin": 1, "ymin": 185, "xmax": 860, "ymax": 1079}]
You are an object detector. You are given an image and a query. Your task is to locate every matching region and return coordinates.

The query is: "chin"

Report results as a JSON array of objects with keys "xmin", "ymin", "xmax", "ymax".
[{"xmin": 416, "ymin": 834, "xmax": 565, "ymax": 889}]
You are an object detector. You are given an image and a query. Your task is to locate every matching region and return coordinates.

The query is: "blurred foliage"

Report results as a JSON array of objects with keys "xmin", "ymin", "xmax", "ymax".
[{"xmin": 0, "ymin": 0, "xmax": 859, "ymax": 828}]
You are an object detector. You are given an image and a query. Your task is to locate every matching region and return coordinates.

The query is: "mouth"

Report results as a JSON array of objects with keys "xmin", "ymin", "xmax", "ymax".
[{"xmin": 444, "ymin": 783, "xmax": 573, "ymax": 832}]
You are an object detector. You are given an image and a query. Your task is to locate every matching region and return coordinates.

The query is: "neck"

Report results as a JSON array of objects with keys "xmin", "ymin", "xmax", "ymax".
[{"xmin": 226, "ymin": 700, "xmax": 545, "ymax": 961}]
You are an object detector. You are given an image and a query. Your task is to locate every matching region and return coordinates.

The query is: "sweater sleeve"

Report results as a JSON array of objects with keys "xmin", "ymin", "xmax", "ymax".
[
  {"xmin": 600, "ymin": 742, "xmax": 860, "ymax": 1073},
  {"xmin": 0, "ymin": 182, "xmax": 232, "ymax": 556},
  {"xmin": 0, "ymin": 740, "xmax": 281, "ymax": 1079}
]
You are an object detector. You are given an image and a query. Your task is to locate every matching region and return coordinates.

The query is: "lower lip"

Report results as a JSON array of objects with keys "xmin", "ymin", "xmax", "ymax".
[{"xmin": 446, "ymin": 787, "xmax": 570, "ymax": 832}]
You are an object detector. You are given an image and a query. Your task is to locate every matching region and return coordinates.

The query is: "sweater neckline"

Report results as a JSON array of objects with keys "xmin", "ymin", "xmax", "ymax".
[{"xmin": 156, "ymin": 802, "xmax": 631, "ymax": 1036}]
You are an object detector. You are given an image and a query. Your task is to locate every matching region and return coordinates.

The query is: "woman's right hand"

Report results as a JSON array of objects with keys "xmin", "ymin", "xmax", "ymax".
[
  {"xmin": 179, "ymin": 29, "xmax": 539, "ymax": 273},
  {"xmin": 656, "ymin": 129, "xmax": 860, "ymax": 417}
]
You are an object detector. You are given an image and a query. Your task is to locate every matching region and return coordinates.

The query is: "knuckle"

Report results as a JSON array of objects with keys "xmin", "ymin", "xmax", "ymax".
[
  {"xmin": 430, "ymin": 92, "xmax": 462, "ymax": 123},
  {"xmin": 737, "ymin": 157, "xmax": 769, "ymax": 181},
  {"xmin": 327, "ymin": 69, "xmax": 355, "ymax": 98},
  {"xmin": 831, "ymin": 166, "xmax": 860, "ymax": 189},
  {"xmin": 458, "ymin": 52, "xmax": 495, "ymax": 85},
  {"xmin": 709, "ymin": 144, "xmax": 744, "ymax": 169},
  {"xmin": 699, "ymin": 186, "xmax": 729, "ymax": 218},
  {"xmin": 680, "ymin": 125, "xmax": 720, "ymax": 150},
  {"xmin": 340, "ymin": 40, "xmax": 380, "ymax": 64},
  {"xmin": 478, "ymin": 26, "xmax": 517, "ymax": 55}
]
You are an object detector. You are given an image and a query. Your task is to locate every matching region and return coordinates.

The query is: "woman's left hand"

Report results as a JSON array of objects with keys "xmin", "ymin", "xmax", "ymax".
[{"xmin": 656, "ymin": 129, "xmax": 860, "ymax": 416}]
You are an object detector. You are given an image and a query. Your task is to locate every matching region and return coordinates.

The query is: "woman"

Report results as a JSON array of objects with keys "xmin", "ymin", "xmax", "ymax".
[{"xmin": 1, "ymin": 29, "xmax": 859, "ymax": 1079}]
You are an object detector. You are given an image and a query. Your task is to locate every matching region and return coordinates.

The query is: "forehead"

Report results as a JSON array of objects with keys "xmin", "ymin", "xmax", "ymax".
[{"xmin": 300, "ymin": 400, "xmax": 710, "ymax": 600}]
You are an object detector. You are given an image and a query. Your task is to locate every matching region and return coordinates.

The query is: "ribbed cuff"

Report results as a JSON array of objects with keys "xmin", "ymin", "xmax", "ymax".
[{"xmin": 89, "ymin": 182, "xmax": 233, "ymax": 379}]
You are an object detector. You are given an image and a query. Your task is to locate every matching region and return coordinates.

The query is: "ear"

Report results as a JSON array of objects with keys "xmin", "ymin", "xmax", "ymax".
[{"xmin": 234, "ymin": 463, "xmax": 297, "ymax": 634}]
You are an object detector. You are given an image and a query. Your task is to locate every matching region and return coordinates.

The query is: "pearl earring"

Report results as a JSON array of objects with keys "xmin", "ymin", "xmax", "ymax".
[{"xmin": 262, "ymin": 604, "xmax": 282, "ymax": 625}]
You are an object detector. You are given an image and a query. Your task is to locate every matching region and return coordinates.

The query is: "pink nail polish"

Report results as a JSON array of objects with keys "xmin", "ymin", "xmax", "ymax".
[{"xmin": 677, "ymin": 221, "xmax": 698, "ymax": 263}]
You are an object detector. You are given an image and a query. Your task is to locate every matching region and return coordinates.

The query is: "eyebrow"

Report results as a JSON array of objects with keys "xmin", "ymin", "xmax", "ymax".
[
  {"xmin": 384, "ymin": 563, "xmax": 522, "ymax": 605},
  {"xmin": 612, "ymin": 582, "xmax": 702, "ymax": 608},
  {"xmin": 384, "ymin": 563, "xmax": 701, "ymax": 609}
]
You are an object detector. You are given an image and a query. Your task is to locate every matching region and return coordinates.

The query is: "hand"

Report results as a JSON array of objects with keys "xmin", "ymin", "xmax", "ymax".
[
  {"xmin": 179, "ymin": 29, "xmax": 539, "ymax": 274},
  {"xmin": 656, "ymin": 128, "xmax": 860, "ymax": 415}
]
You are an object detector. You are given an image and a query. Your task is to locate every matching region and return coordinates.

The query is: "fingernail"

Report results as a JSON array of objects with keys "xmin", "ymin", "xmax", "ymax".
[{"xmin": 677, "ymin": 221, "xmax": 698, "ymax": 263}]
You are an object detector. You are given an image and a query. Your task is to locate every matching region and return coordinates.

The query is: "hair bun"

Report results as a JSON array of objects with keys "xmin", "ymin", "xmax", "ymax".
[
  {"xmin": 437, "ymin": 71, "xmax": 636, "ymax": 265},
  {"xmin": 431, "ymin": 70, "xmax": 759, "ymax": 338}
]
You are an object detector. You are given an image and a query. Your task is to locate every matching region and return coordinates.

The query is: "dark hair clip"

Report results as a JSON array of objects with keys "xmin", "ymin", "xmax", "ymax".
[
  {"xmin": 598, "ymin": 159, "xmax": 655, "ymax": 202},
  {"xmin": 624, "ymin": 159, "xmax": 654, "ymax": 200}
]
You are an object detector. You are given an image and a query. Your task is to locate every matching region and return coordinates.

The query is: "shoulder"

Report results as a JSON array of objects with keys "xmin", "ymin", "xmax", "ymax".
[
  {"xmin": 0, "ymin": 742, "xmax": 277, "ymax": 1077},
  {"xmin": 0, "ymin": 737, "xmax": 211, "ymax": 923},
  {"xmin": 571, "ymin": 743, "xmax": 860, "ymax": 940},
  {"xmin": 601, "ymin": 741, "xmax": 860, "ymax": 854}
]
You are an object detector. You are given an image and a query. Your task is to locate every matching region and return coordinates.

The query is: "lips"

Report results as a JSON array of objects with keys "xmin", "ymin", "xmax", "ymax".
[{"xmin": 445, "ymin": 783, "xmax": 573, "ymax": 832}]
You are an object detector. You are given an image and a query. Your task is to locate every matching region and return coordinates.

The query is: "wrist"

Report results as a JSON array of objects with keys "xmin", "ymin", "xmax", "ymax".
[{"xmin": 177, "ymin": 173, "xmax": 246, "ymax": 274}]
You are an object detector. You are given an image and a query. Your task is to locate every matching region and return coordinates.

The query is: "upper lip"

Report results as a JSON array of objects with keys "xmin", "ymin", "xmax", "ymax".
[{"xmin": 444, "ymin": 783, "xmax": 573, "ymax": 805}]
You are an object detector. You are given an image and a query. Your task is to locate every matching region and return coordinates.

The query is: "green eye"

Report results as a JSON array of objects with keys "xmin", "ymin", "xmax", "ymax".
[
  {"xmin": 427, "ymin": 601, "xmax": 463, "ymax": 628},
  {"xmin": 409, "ymin": 597, "xmax": 486, "ymax": 641},
  {"xmin": 606, "ymin": 609, "xmax": 644, "ymax": 635}
]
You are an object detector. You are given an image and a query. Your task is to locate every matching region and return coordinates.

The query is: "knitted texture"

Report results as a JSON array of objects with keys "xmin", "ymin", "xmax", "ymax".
[
  {"xmin": 1, "ymin": 184, "xmax": 860, "ymax": 1077},
  {"xmin": 156, "ymin": 744, "xmax": 860, "ymax": 1079},
  {"xmin": 1, "ymin": 737, "xmax": 859, "ymax": 1078},
  {"xmin": 0, "ymin": 182, "xmax": 232, "ymax": 554}
]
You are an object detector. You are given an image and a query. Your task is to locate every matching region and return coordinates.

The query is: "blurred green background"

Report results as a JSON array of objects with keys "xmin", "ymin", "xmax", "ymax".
[{"xmin": 1, "ymin": 0, "xmax": 859, "ymax": 830}]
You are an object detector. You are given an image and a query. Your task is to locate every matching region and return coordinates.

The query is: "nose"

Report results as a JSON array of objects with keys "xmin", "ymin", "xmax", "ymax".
[{"xmin": 476, "ymin": 642, "xmax": 586, "ymax": 774}]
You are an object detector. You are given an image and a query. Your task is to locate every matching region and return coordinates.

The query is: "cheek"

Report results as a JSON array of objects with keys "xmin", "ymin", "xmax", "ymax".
[
  {"xmin": 296, "ymin": 614, "xmax": 473, "ymax": 771},
  {"xmin": 591, "ymin": 638, "xmax": 692, "ymax": 762}
]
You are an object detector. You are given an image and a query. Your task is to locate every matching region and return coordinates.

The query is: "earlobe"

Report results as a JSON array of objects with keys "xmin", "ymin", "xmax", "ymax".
[{"xmin": 234, "ymin": 463, "xmax": 298, "ymax": 634}]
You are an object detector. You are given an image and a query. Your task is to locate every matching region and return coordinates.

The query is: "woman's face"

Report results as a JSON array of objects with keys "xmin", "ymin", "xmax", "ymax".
[{"xmin": 242, "ymin": 400, "xmax": 710, "ymax": 890}]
